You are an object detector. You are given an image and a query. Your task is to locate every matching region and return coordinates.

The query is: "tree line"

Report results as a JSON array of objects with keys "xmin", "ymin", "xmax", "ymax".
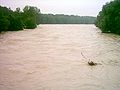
[
  {"xmin": 95, "ymin": 0, "xmax": 120, "ymax": 35},
  {"xmin": 40, "ymin": 14, "xmax": 96, "ymax": 24},
  {"xmin": 0, "ymin": 5, "xmax": 96, "ymax": 32},
  {"xmin": 0, "ymin": 5, "xmax": 41, "ymax": 32}
]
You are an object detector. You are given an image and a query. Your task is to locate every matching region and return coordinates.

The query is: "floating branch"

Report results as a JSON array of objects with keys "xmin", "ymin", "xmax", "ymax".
[
  {"xmin": 88, "ymin": 59, "xmax": 97, "ymax": 66},
  {"xmin": 81, "ymin": 52, "xmax": 101, "ymax": 66},
  {"xmin": 81, "ymin": 52, "xmax": 88, "ymax": 60}
]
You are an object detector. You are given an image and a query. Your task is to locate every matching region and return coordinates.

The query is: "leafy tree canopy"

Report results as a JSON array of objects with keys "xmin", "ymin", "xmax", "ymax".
[{"xmin": 96, "ymin": 0, "xmax": 120, "ymax": 35}]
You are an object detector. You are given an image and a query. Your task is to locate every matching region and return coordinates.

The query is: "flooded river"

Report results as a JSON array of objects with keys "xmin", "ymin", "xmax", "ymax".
[{"xmin": 0, "ymin": 24, "xmax": 120, "ymax": 90}]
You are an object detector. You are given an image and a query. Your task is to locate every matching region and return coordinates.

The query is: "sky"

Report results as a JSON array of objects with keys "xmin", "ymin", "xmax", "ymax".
[{"xmin": 0, "ymin": 0, "xmax": 112, "ymax": 16}]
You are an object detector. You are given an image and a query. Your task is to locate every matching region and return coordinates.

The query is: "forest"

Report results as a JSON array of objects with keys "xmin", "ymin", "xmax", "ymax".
[
  {"xmin": 95, "ymin": 0, "xmax": 120, "ymax": 35},
  {"xmin": 40, "ymin": 14, "xmax": 96, "ymax": 24},
  {"xmin": 0, "ymin": 5, "xmax": 96, "ymax": 32},
  {"xmin": 0, "ymin": 6, "xmax": 41, "ymax": 32}
]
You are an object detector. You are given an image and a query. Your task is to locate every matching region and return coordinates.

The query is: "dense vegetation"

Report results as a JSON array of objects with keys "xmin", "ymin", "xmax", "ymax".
[
  {"xmin": 0, "ymin": 6, "xmax": 41, "ymax": 32},
  {"xmin": 0, "ymin": 5, "xmax": 96, "ymax": 32},
  {"xmin": 95, "ymin": 0, "xmax": 120, "ymax": 35},
  {"xmin": 40, "ymin": 14, "xmax": 96, "ymax": 24}
]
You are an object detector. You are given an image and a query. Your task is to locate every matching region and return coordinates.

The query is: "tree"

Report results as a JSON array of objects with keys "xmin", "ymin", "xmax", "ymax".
[
  {"xmin": 0, "ymin": 16, "xmax": 10, "ymax": 32},
  {"xmin": 24, "ymin": 18, "xmax": 37, "ymax": 29},
  {"xmin": 0, "ymin": 5, "xmax": 41, "ymax": 32},
  {"xmin": 96, "ymin": 0, "xmax": 120, "ymax": 35},
  {"xmin": 8, "ymin": 15, "xmax": 24, "ymax": 31},
  {"xmin": 22, "ymin": 6, "xmax": 41, "ymax": 29},
  {"xmin": 0, "ymin": 6, "xmax": 12, "ymax": 32}
]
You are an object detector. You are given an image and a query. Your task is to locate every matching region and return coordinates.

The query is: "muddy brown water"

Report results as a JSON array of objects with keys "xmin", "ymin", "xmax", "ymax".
[{"xmin": 0, "ymin": 24, "xmax": 120, "ymax": 90}]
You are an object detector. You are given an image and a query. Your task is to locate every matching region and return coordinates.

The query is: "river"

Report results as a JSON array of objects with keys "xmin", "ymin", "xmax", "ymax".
[{"xmin": 0, "ymin": 24, "xmax": 120, "ymax": 90}]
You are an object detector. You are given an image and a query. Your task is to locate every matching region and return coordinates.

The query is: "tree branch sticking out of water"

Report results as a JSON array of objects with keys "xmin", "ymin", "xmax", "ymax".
[{"xmin": 81, "ymin": 52, "xmax": 101, "ymax": 66}]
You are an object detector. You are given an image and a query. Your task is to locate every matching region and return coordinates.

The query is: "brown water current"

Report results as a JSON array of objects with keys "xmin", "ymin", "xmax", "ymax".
[{"xmin": 0, "ymin": 24, "xmax": 120, "ymax": 90}]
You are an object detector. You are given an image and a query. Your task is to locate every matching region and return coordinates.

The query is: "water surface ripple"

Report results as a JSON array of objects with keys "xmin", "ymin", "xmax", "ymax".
[{"xmin": 0, "ymin": 24, "xmax": 120, "ymax": 90}]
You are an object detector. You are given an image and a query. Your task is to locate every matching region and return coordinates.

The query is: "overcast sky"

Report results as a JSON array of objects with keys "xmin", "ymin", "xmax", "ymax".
[{"xmin": 0, "ymin": 0, "xmax": 112, "ymax": 16}]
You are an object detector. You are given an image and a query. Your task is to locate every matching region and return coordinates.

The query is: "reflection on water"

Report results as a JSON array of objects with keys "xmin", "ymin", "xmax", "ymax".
[{"xmin": 0, "ymin": 24, "xmax": 120, "ymax": 90}]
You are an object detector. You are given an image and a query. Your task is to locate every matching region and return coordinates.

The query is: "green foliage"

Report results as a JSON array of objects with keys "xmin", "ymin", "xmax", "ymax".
[
  {"xmin": 40, "ymin": 14, "xmax": 96, "ymax": 24},
  {"xmin": 0, "ymin": 5, "xmax": 41, "ymax": 32},
  {"xmin": 8, "ymin": 15, "xmax": 24, "ymax": 31},
  {"xmin": 96, "ymin": 0, "xmax": 120, "ymax": 35},
  {"xmin": 24, "ymin": 18, "xmax": 37, "ymax": 29},
  {"xmin": 0, "ymin": 16, "xmax": 10, "ymax": 32},
  {"xmin": 23, "ymin": 6, "xmax": 41, "ymax": 25},
  {"xmin": 0, "ymin": 6, "xmax": 11, "ymax": 32}
]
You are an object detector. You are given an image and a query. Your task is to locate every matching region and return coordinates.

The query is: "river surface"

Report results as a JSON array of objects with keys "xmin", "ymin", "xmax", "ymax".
[{"xmin": 0, "ymin": 24, "xmax": 120, "ymax": 90}]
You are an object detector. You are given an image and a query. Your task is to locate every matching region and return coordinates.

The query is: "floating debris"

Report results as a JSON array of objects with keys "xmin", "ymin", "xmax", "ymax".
[
  {"xmin": 81, "ymin": 52, "xmax": 102, "ymax": 66},
  {"xmin": 88, "ymin": 61, "xmax": 97, "ymax": 66}
]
